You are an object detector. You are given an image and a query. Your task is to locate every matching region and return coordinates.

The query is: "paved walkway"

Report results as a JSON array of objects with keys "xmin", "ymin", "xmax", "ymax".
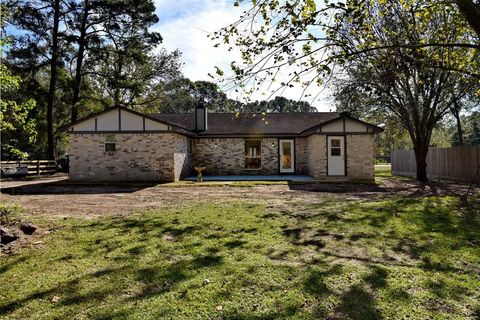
[{"xmin": 184, "ymin": 175, "xmax": 314, "ymax": 182}]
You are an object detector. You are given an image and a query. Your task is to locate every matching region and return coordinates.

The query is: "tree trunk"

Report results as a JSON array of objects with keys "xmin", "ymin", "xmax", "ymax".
[
  {"xmin": 452, "ymin": 101, "xmax": 464, "ymax": 146},
  {"xmin": 71, "ymin": 0, "xmax": 89, "ymax": 123},
  {"xmin": 414, "ymin": 142, "xmax": 429, "ymax": 182},
  {"xmin": 454, "ymin": 113, "xmax": 464, "ymax": 146},
  {"xmin": 114, "ymin": 56, "xmax": 123, "ymax": 107},
  {"xmin": 46, "ymin": 0, "xmax": 60, "ymax": 159}
]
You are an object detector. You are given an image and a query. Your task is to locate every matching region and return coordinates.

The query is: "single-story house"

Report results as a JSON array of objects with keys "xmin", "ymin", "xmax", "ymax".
[{"xmin": 63, "ymin": 106, "xmax": 383, "ymax": 181}]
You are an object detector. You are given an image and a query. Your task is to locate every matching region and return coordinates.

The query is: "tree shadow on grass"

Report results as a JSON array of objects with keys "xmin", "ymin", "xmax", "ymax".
[
  {"xmin": 87, "ymin": 216, "xmax": 166, "ymax": 236},
  {"xmin": 0, "ymin": 210, "xmax": 230, "ymax": 317},
  {"xmin": 303, "ymin": 264, "xmax": 343, "ymax": 296},
  {"xmin": 218, "ymin": 308, "xmax": 301, "ymax": 320},
  {"xmin": 458, "ymin": 196, "xmax": 480, "ymax": 242},
  {"xmin": 1, "ymin": 250, "xmax": 225, "ymax": 317},
  {"xmin": 303, "ymin": 264, "xmax": 388, "ymax": 319},
  {"xmin": 281, "ymin": 225, "xmax": 326, "ymax": 251},
  {"xmin": 0, "ymin": 266, "xmax": 126, "ymax": 316},
  {"xmin": 329, "ymin": 266, "xmax": 387, "ymax": 319},
  {"xmin": 225, "ymin": 239, "xmax": 248, "ymax": 249},
  {"xmin": 131, "ymin": 253, "xmax": 224, "ymax": 300},
  {"xmin": 391, "ymin": 197, "xmax": 480, "ymax": 274},
  {"xmin": 334, "ymin": 284, "xmax": 382, "ymax": 320},
  {"xmin": 425, "ymin": 278, "xmax": 470, "ymax": 300},
  {"xmin": 0, "ymin": 256, "xmax": 28, "ymax": 274},
  {"xmin": 80, "ymin": 217, "xmax": 205, "ymax": 258}
]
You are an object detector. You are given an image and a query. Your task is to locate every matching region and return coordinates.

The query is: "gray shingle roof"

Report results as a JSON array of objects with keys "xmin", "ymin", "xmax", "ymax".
[{"xmin": 152, "ymin": 112, "xmax": 341, "ymax": 136}]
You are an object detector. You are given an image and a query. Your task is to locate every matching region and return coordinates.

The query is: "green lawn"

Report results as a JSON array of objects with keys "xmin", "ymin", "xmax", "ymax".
[
  {"xmin": 1, "ymin": 193, "xmax": 479, "ymax": 319},
  {"xmin": 375, "ymin": 164, "xmax": 392, "ymax": 178}
]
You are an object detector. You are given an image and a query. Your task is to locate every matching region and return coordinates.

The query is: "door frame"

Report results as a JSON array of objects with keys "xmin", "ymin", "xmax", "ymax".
[
  {"xmin": 326, "ymin": 135, "xmax": 347, "ymax": 176},
  {"xmin": 278, "ymin": 138, "xmax": 296, "ymax": 174}
]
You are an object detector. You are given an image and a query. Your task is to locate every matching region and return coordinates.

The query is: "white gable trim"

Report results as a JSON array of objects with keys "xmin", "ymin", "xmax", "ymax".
[
  {"xmin": 305, "ymin": 115, "xmax": 380, "ymax": 135},
  {"xmin": 68, "ymin": 107, "xmax": 172, "ymax": 133},
  {"xmin": 320, "ymin": 118, "xmax": 370, "ymax": 133}
]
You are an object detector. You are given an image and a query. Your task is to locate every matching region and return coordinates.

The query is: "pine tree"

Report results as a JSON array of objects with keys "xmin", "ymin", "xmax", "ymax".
[{"xmin": 9, "ymin": 0, "xmax": 70, "ymax": 159}]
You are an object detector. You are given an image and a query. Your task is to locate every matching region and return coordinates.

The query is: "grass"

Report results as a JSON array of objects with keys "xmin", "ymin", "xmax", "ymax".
[
  {"xmin": 0, "ymin": 202, "xmax": 23, "ymax": 224},
  {"xmin": 375, "ymin": 164, "xmax": 392, "ymax": 178},
  {"xmin": 1, "ymin": 195, "xmax": 479, "ymax": 319}
]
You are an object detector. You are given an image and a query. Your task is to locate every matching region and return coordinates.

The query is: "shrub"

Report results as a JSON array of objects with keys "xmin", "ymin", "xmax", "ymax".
[{"xmin": 0, "ymin": 203, "xmax": 22, "ymax": 224}]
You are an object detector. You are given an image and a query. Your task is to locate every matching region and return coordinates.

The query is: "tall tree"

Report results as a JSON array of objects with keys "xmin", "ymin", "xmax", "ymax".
[
  {"xmin": 245, "ymin": 96, "xmax": 316, "ymax": 113},
  {"xmin": 0, "ymin": 21, "xmax": 37, "ymax": 160},
  {"xmin": 0, "ymin": 64, "xmax": 38, "ymax": 160},
  {"xmin": 331, "ymin": 1, "xmax": 475, "ymax": 180},
  {"xmin": 46, "ymin": 0, "xmax": 60, "ymax": 159},
  {"xmin": 455, "ymin": 0, "xmax": 480, "ymax": 37},
  {"xmin": 8, "ymin": 0, "xmax": 70, "ymax": 159},
  {"xmin": 85, "ymin": 0, "xmax": 162, "ymax": 108},
  {"xmin": 88, "ymin": 47, "xmax": 180, "ymax": 109},
  {"xmin": 67, "ymin": 0, "xmax": 163, "ymax": 121},
  {"xmin": 217, "ymin": 0, "xmax": 479, "ymax": 181},
  {"xmin": 147, "ymin": 78, "xmax": 233, "ymax": 113},
  {"xmin": 69, "ymin": 0, "xmax": 90, "ymax": 122},
  {"xmin": 471, "ymin": 116, "xmax": 480, "ymax": 145}
]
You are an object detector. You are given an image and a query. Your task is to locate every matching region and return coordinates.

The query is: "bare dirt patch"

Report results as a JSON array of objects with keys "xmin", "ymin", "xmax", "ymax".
[
  {"xmin": 0, "ymin": 221, "xmax": 49, "ymax": 257},
  {"xmin": 0, "ymin": 176, "xmax": 476, "ymax": 219}
]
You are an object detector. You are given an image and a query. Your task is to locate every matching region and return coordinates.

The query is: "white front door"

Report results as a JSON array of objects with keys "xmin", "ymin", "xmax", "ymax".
[
  {"xmin": 279, "ymin": 139, "xmax": 295, "ymax": 173},
  {"xmin": 327, "ymin": 136, "xmax": 345, "ymax": 176}
]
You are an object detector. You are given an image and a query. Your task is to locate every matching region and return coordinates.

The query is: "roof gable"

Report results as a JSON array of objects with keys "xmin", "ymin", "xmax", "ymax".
[
  {"xmin": 301, "ymin": 113, "xmax": 384, "ymax": 134},
  {"xmin": 61, "ymin": 107, "xmax": 193, "ymax": 136}
]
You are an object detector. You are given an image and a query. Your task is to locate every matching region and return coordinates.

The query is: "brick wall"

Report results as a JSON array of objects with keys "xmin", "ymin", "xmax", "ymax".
[
  {"xmin": 303, "ymin": 134, "xmax": 374, "ymax": 180},
  {"xmin": 295, "ymin": 137, "xmax": 309, "ymax": 175},
  {"xmin": 69, "ymin": 133, "xmax": 374, "ymax": 181},
  {"xmin": 307, "ymin": 135, "xmax": 327, "ymax": 178},
  {"xmin": 192, "ymin": 138, "xmax": 279, "ymax": 175},
  {"xmin": 261, "ymin": 138, "xmax": 278, "ymax": 174},
  {"xmin": 346, "ymin": 134, "xmax": 374, "ymax": 179},
  {"xmin": 69, "ymin": 133, "xmax": 190, "ymax": 181},
  {"xmin": 174, "ymin": 136, "xmax": 191, "ymax": 180}
]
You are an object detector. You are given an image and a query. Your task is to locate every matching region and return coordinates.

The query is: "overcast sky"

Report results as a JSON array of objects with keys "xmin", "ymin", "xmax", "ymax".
[{"xmin": 151, "ymin": 0, "xmax": 335, "ymax": 111}]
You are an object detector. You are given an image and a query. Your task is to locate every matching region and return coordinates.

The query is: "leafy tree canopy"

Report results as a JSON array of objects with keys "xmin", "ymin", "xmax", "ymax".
[
  {"xmin": 214, "ymin": 0, "xmax": 479, "ymax": 181},
  {"xmin": 0, "ymin": 63, "xmax": 37, "ymax": 159}
]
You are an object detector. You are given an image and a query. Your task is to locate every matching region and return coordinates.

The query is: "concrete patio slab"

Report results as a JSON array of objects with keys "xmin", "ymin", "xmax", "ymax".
[{"xmin": 184, "ymin": 175, "xmax": 314, "ymax": 182}]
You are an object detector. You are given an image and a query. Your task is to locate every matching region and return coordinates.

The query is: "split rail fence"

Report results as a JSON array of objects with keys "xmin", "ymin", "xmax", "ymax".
[
  {"xmin": 391, "ymin": 146, "xmax": 480, "ymax": 182},
  {"xmin": 0, "ymin": 160, "xmax": 57, "ymax": 176}
]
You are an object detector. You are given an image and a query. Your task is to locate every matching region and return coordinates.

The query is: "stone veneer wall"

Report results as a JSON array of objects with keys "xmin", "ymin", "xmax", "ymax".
[
  {"xmin": 69, "ymin": 132, "xmax": 189, "ymax": 181},
  {"xmin": 192, "ymin": 138, "xmax": 278, "ymax": 175},
  {"xmin": 346, "ymin": 134, "xmax": 374, "ymax": 179}
]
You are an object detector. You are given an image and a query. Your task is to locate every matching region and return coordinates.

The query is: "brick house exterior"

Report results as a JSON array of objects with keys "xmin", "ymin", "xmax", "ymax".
[{"xmin": 64, "ymin": 107, "xmax": 382, "ymax": 182}]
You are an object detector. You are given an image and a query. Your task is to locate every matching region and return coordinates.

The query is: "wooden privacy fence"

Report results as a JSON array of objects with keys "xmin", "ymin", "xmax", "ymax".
[
  {"xmin": 391, "ymin": 146, "xmax": 480, "ymax": 182},
  {"xmin": 0, "ymin": 160, "xmax": 57, "ymax": 176}
]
